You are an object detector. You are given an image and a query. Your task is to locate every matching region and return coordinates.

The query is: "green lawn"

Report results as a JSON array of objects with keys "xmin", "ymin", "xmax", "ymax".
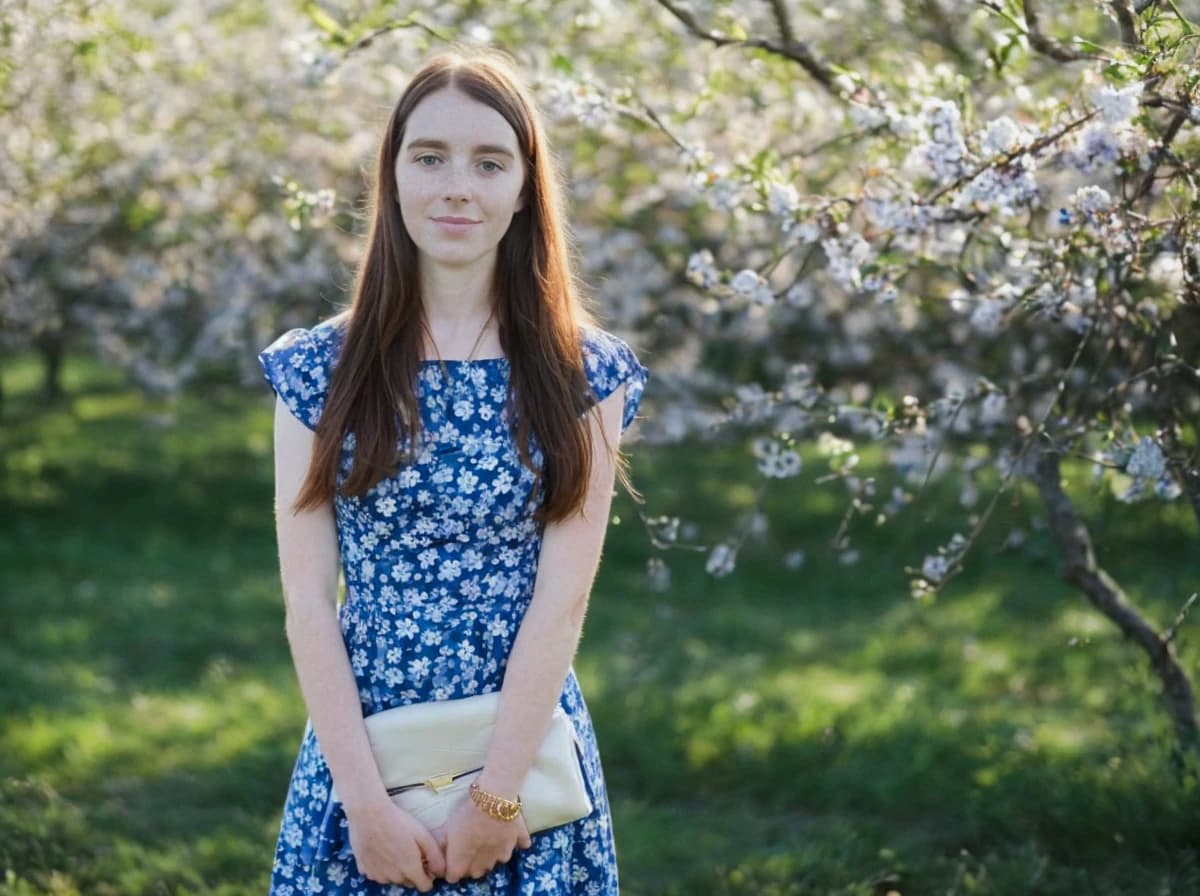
[{"xmin": 1, "ymin": 355, "xmax": 1197, "ymax": 895}]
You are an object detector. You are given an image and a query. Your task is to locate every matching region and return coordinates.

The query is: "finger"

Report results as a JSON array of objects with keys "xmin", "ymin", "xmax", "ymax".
[
  {"xmin": 518, "ymin": 830, "xmax": 532, "ymax": 850},
  {"xmin": 415, "ymin": 827, "xmax": 447, "ymax": 878},
  {"xmin": 409, "ymin": 865, "xmax": 435, "ymax": 893},
  {"xmin": 443, "ymin": 839, "xmax": 467, "ymax": 884}
]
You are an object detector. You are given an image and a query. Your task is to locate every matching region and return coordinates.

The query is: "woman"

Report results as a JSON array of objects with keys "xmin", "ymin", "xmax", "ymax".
[{"xmin": 257, "ymin": 46, "xmax": 649, "ymax": 895}]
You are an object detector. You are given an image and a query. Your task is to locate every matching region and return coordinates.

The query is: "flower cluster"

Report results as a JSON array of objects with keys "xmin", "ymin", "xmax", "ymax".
[
  {"xmin": 907, "ymin": 98, "xmax": 969, "ymax": 184},
  {"xmin": 730, "ymin": 268, "xmax": 776, "ymax": 305},
  {"xmin": 821, "ymin": 232, "xmax": 874, "ymax": 292},
  {"xmin": 752, "ymin": 436, "xmax": 803, "ymax": 478},
  {"xmin": 1114, "ymin": 435, "xmax": 1182, "ymax": 502}
]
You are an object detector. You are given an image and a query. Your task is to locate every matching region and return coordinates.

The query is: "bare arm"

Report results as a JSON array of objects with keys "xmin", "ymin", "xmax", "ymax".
[
  {"xmin": 268, "ymin": 396, "xmax": 389, "ymax": 814},
  {"xmin": 474, "ymin": 383, "xmax": 628, "ymax": 798}
]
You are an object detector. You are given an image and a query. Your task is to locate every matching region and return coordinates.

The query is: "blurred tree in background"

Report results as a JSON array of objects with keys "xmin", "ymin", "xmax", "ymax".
[{"xmin": 3, "ymin": 0, "xmax": 1197, "ymax": 768}]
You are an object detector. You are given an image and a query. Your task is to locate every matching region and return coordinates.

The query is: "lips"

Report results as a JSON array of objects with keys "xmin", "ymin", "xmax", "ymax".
[{"xmin": 432, "ymin": 216, "xmax": 481, "ymax": 236}]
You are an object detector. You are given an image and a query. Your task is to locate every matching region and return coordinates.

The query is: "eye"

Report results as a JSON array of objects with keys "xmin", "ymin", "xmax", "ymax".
[
  {"xmin": 479, "ymin": 160, "xmax": 504, "ymax": 174},
  {"xmin": 415, "ymin": 154, "xmax": 441, "ymax": 167}
]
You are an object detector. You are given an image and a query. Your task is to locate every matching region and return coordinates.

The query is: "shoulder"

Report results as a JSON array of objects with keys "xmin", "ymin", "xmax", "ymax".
[
  {"xmin": 261, "ymin": 315, "xmax": 346, "ymax": 362},
  {"xmin": 578, "ymin": 324, "xmax": 650, "ymax": 434},
  {"xmin": 257, "ymin": 315, "xmax": 348, "ymax": 431},
  {"xmin": 579, "ymin": 325, "xmax": 646, "ymax": 378}
]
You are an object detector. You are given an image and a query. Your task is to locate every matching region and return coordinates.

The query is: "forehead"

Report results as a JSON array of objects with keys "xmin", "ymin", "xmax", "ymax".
[{"xmin": 401, "ymin": 87, "xmax": 519, "ymax": 151}]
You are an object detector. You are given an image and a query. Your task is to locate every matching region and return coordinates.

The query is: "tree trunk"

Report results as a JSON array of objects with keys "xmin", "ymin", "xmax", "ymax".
[
  {"xmin": 37, "ymin": 332, "xmax": 64, "ymax": 401},
  {"xmin": 1033, "ymin": 446, "xmax": 1199, "ymax": 762}
]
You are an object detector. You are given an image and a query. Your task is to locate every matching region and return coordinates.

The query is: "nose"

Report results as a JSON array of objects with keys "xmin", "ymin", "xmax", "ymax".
[{"xmin": 441, "ymin": 163, "xmax": 471, "ymax": 202}]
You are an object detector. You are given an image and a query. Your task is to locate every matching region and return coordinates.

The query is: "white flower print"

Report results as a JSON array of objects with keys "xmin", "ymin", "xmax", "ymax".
[{"xmin": 259, "ymin": 322, "xmax": 637, "ymax": 895}]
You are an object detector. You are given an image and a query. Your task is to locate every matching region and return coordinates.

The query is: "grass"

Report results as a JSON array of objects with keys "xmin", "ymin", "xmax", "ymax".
[{"xmin": 1, "ymin": 352, "xmax": 1197, "ymax": 895}]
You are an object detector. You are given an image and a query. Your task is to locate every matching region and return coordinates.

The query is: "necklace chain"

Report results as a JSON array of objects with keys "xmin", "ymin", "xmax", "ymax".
[{"xmin": 430, "ymin": 307, "xmax": 496, "ymax": 417}]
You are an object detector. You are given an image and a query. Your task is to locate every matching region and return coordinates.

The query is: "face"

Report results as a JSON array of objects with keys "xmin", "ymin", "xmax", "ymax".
[{"xmin": 395, "ymin": 87, "xmax": 527, "ymax": 273}]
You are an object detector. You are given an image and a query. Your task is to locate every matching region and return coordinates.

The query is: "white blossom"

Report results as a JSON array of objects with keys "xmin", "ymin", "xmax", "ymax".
[
  {"xmin": 766, "ymin": 180, "xmax": 800, "ymax": 221},
  {"xmin": 908, "ymin": 98, "xmax": 970, "ymax": 183},
  {"xmin": 822, "ymin": 233, "xmax": 873, "ymax": 292},
  {"xmin": 1125, "ymin": 435, "xmax": 1165, "ymax": 480},
  {"xmin": 1071, "ymin": 185, "xmax": 1113, "ymax": 220},
  {"xmin": 753, "ymin": 437, "xmax": 803, "ymax": 478},
  {"xmin": 969, "ymin": 298, "xmax": 1006, "ymax": 334},
  {"xmin": 705, "ymin": 542, "xmax": 737, "ymax": 577},
  {"xmin": 957, "ymin": 154, "xmax": 1039, "ymax": 216},
  {"xmin": 922, "ymin": 554, "xmax": 950, "ymax": 583},
  {"xmin": 1092, "ymin": 81, "xmax": 1143, "ymax": 127},
  {"xmin": 978, "ymin": 392, "xmax": 1008, "ymax": 426},
  {"xmin": 1062, "ymin": 122, "xmax": 1123, "ymax": 172},
  {"xmin": 686, "ymin": 249, "xmax": 719, "ymax": 289},
  {"xmin": 979, "ymin": 115, "xmax": 1024, "ymax": 156},
  {"xmin": 731, "ymin": 268, "xmax": 763, "ymax": 296},
  {"xmin": 789, "ymin": 219, "xmax": 823, "ymax": 244},
  {"xmin": 817, "ymin": 431, "xmax": 853, "ymax": 456},
  {"xmin": 783, "ymin": 549, "xmax": 806, "ymax": 570}
]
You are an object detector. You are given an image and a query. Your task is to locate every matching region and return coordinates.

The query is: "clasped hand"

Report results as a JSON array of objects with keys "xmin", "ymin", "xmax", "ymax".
[
  {"xmin": 434, "ymin": 794, "xmax": 533, "ymax": 884},
  {"xmin": 348, "ymin": 794, "xmax": 531, "ymax": 891}
]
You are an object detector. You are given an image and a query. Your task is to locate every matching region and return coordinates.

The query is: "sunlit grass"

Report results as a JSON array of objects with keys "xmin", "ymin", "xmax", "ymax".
[{"xmin": 2, "ymin": 349, "xmax": 1198, "ymax": 895}]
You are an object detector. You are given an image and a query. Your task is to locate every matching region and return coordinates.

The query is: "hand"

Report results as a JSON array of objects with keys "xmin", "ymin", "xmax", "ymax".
[
  {"xmin": 437, "ymin": 787, "xmax": 533, "ymax": 883},
  {"xmin": 345, "ymin": 796, "xmax": 446, "ymax": 891}
]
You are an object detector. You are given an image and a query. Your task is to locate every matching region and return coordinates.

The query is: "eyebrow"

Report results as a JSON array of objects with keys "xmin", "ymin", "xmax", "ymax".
[{"xmin": 405, "ymin": 138, "xmax": 516, "ymax": 159}]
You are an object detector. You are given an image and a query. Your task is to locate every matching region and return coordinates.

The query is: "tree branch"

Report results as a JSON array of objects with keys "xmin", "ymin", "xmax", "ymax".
[
  {"xmin": 1159, "ymin": 408, "xmax": 1200, "ymax": 528},
  {"xmin": 654, "ymin": 0, "xmax": 844, "ymax": 97},
  {"xmin": 1020, "ymin": 0, "xmax": 1090, "ymax": 61},
  {"xmin": 1163, "ymin": 593, "xmax": 1198, "ymax": 647},
  {"xmin": 1110, "ymin": 0, "xmax": 1141, "ymax": 46},
  {"xmin": 925, "ymin": 111, "xmax": 1097, "ymax": 205},
  {"xmin": 1133, "ymin": 99, "xmax": 1191, "ymax": 202},
  {"xmin": 766, "ymin": 0, "xmax": 796, "ymax": 44},
  {"xmin": 1033, "ymin": 448, "xmax": 1199, "ymax": 755}
]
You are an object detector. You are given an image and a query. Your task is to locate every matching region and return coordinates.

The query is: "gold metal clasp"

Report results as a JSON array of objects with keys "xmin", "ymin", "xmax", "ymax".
[{"xmin": 424, "ymin": 773, "xmax": 455, "ymax": 793}]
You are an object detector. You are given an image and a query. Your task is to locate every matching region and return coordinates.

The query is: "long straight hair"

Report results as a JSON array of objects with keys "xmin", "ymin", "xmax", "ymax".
[{"xmin": 291, "ymin": 46, "xmax": 638, "ymax": 523}]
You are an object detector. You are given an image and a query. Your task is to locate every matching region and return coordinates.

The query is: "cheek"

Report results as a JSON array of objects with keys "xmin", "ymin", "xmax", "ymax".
[{"xmin": 396, "ymin": 188, "xmax": 436, "ymax": 229}]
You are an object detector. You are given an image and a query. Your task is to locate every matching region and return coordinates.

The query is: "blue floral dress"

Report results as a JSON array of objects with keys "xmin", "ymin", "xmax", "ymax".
[{"xmin": 257, "ymin": 316, "xmax": 648, "ymax": 896}]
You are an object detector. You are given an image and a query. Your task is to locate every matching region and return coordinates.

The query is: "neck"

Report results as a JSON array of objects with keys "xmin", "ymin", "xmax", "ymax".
[
  {"xmin": 419, "ymin": 257, "xmax": 495, "ymax": 324},
  {"xmin": 419, "ymin": 261, "xmax": 499, "ymax": 358}
]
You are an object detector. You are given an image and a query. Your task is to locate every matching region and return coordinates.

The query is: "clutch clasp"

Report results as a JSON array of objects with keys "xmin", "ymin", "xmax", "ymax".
[{"xmin": 424, "ymin": 773, "xmax": 455, "ymax": 793}]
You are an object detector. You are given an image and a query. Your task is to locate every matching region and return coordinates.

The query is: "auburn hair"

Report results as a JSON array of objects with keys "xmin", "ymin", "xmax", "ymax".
[{"xmin": 290, "ymin": 46, "xmax": 639, "ymax": 523}]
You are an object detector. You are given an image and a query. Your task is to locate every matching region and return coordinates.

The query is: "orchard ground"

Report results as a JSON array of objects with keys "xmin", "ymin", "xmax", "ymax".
[{"xmin": 1, "ymin": 353, "xmax": 1196, "ymax": 896}]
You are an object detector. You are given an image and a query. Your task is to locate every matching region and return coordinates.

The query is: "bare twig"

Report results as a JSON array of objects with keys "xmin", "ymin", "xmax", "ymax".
[
  {"xmin": 1163, "ymin": 593, "xmax": 1198, "ymax": 647},
  {"xmin": 1021, "ymin": 0, "xmax": 1090, "ymax": 61},
  {"xmin": 767, "ymin": 0, "xmax": 796, "ymax": 44},
  {"xmin": 616, "ymin": 100, "xmax": 690, "ymax": 153},
  {"xmin": 653, "ymin": 0, "xmax": 844, "ymax": 97},
  {"xmin": 1110, "ymin": 0, "xmax": 1141, "ymax": 46},
  {"xmin": 341, "ymin": 16, "xmax": 452, "ymax": 59},
  {"xmin": 925, "ymin": 111, "xmax": 1097, "ymax": 205},
  {"xmin": 1133, "ymin": 101, "xmax": 1192, "ymax": 202},
  {"xmin": 923, "ymin": 326, "xmax": 1095, "ymax": 593},
  {"xmin": 1159, "ymin": 413, "xmax": 1200, "ymax": 527}
]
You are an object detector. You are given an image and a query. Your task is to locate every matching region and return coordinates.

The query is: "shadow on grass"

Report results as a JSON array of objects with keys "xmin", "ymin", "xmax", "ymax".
[{"xmin": 1, "ymin": 360, "xmax": 1197, "ymax": 895}]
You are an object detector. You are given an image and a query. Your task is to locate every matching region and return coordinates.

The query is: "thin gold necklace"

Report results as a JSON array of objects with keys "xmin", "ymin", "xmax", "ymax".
[{"xmin": 429, "ymin": 307, "xmax": 496, "ymax": 418}]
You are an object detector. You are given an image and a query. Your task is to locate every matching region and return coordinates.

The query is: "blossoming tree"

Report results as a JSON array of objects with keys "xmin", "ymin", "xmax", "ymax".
[{"xmin": 6, "ymin": 0, "xmax": 1196, "ymax": 755}]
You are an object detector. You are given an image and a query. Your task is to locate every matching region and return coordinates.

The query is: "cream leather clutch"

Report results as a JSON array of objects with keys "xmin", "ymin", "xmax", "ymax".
[{"xmin": 330, "ymin": 691, "xmax": 593, "ymax": 833}]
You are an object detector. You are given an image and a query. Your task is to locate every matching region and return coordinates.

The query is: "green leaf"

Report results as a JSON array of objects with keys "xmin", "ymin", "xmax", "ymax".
[
  {"xmin": 304, "ymin": 3, "xmax": 343, "ymax": 38},
  {"xmin": 1166, "ymin": 0, "xmax": 1196, "ymax": 34},
  {"xmin": 550, "ymin": 53, "xmax": 574, "ymax": 76}
]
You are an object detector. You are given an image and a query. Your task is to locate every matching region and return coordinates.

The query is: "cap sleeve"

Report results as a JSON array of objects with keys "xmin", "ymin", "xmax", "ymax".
[
  {"xmin": 580, "ymin": 327, "xmax": 650, "ymax": 435},
  {"xmin": 257, "ymin": 324, "xmax": 339, "ymax": 432}
]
